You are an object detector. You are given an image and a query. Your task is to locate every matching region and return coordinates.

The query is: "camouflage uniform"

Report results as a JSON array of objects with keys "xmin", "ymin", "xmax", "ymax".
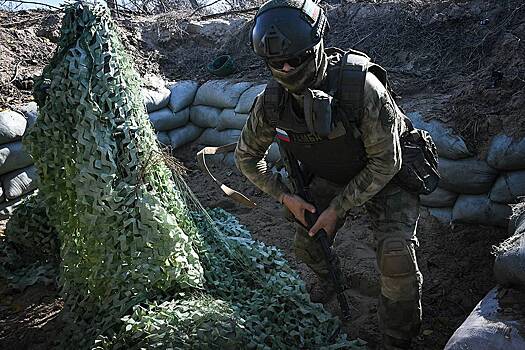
[{"xmin": 235, "ymin": 70, "xmax": 423, "ymax": 341}]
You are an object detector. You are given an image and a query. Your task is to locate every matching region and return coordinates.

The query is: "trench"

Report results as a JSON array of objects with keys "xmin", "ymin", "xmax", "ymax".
[{"xmin": 1, "ymin": 0, "xmax": 525, "ymax": 348}]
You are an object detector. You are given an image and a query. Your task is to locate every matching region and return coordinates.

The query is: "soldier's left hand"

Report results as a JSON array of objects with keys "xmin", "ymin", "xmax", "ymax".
[{"xmin": 308, "ymin": 207, "xmax": 338, "ymax": 238}]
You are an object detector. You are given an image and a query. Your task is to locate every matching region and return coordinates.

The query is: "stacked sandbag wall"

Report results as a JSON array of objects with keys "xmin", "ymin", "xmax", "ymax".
[
  {"xmin": 12, "ymin": 78, "xmax": 522, "ymax": 228},
  {"xmin": 147, "ymin": 79, "xmax": 280, "ymax": 168},
  {"xmin": 0, "ymin": 105, "xmax": 40, "ymax": 217},
  {"xmin": 444, "ymin": 204, "xmax": 525, "ymax": 349},
  {"xmin": 408, "ymin": 112, "xmax": 521, "ymax": 228}
]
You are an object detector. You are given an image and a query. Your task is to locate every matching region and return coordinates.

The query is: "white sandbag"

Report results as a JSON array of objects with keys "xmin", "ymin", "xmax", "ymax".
[
  {"xmin": 1, "ymin": 166, "xmax": 39, "ymax": 200},
  {"xmin": 168, "ymin": 123, "xmax": 203, "ymax": 149},
  {"xmin": 266, "ymin": 142, "xmax": 281, "ymax": 163},
  {"xmin": 0, "ymin": 110, "xmax": 27, "ymax": 145},
  {"xmin": 453, "ymin": 195, "xmax": 511, "ymax": 227},
  {"xmin": 235, "ymin": 84, "xmax": 266, "ymax": 114},
  {"xmin": 490, "ymin": 171, "xmax": 525, "ymax": 204},
  {"xmin": 149, "ymin": 107, "xmax": 189, "ymax": 132},
  {"xmin": 18, "ymin": 102, "xmax": 38, "ymax": 133},
  {"xmin": 216, "ymin": 109, "xmax": 249, "ymax": 131},
  {"xmin": 428, "ymin": 207, "xmax": 452, "ymax": 225},
  {"xmin": 444, "ymin": 287, "xmax": 525, "ymax": 350},
  {"xmin": 168, "ymin": 80, "xmax": 199, "ymax": 113},
  {"xmin": 420, "ymin": 187, "xmax": 458, "ymax": 208},
  {"xmin": 143, "ymin": 87, "xmax": 171, "ymax": 113},
  {"xmin": 197, "ymin": 128, "xmax": 241, "ymax": 147},
  {"xmin": 156, "ymin": 131, "xmax": 171, "ymax": 146},
  {"xmin": 0, "ymin": 142, "xmax": 33, "ymax": 176},
  {"xmin": 487, "ymin": 135, "xmax": 525, "ymax": 170},
  {"xmin": 194, "ymin": 80, "xmax": 253, "ymax": 108},
  {"xmin": 439, "ymin": 157, "xmax": 498, "ymax": 194},
  {"xmin": 407, "ymin": 112, "xmax": 472, "ymax": 160},
  {"xmin": 190, "ymin": 106, "xmax": 221, "ymax": 129},
  {"xmin": 493, "ymin": 207, "xmax": 525, "ymax": 289}
]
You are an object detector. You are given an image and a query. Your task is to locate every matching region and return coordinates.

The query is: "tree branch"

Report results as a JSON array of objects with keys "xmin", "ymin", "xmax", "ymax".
[
  {"xmin": 199, "ymin": 6, "xmax": 259, "ymax": 20},
  {"xmin": 3, "ymin": 0, "xmax": 61, "ymax": 10},
  {"xmin": 189, "ymin": 0, "xmax": 224, "ymax": 17}
]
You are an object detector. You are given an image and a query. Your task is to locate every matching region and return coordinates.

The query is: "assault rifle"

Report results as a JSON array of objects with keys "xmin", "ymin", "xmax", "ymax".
[
  {"xmin": 196, "ymin": 142, "xmax": 351, "ymax": 320},
  {"xmin": 282, "ymin": 148, "xmax": 351, "ymax": 321}
]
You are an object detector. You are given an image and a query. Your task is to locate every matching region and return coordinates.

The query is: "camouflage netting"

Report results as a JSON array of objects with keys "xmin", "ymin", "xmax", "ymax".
[{"xmin": 1, "ymin": 2, "xmax": 360, "ymax": 348}]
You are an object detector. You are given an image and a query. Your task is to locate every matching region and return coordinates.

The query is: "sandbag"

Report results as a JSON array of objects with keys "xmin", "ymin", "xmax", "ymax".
[
  {"xmin": 216, "ymin": 109, "xmax": 249, "ymax": 131},
  {"xmin": 142, "ymin": 75, "xmax": 171, "ymax": 113},
  {"xmin": 18, "ymin": 102, "xmax": 38, "ymax": 133},
  {"xmin": 168, "ymin": 123, "xmax": 203, "ymax": 149},
  {"xmin": 490, "ymin": 171, "xmax": 525, "ymax": 204},
  {"xmin": 234, "ymin": 84, "xmax": 266, "ymax": 114},
  {"xmin": 168, "ymin": 80, "xmax": 199, "ymax": 112},
  {"xmin": 453, "ymin": 194, "xmax": 511, "ymax": 227},
  {"xmin": 190, "ymin": 105, "xmax": 221, "ymax": 129},
  {"xmin": 407, "ymin": 112, "xmax": 472, "ymax": 160},
  {"xmin": 149, "ymin": 107, "xmax": 189, "ymax": 132},
  {"xmin": 0, "ymin": 142, "xmax": 33, "ymax": 176},
  {"xmin": 0, "ymin": 110, "xmax": 27, "ymax": 145},
  {"xmin": 493, "ymin": 205, "xmax": 525, "ymax": 289},
  {"xmin": 156, "ymin": 131, "xmax": 171, "ymax": 146},
  {"xmin": 487, "ymin": 135, "xmax": 525, "ymax": 171},
  {"xmin": 428, "ymin": 207, "xmax": 452, "ymax": 225},
  {"xmin": 194, "ymin": 80, "xmax": 252, "ymax": 108},
  {"xmin": 444, "ymin": 287, "xmax": 525, "ymax": 350},
  {"xmin": 197, "ymin": 128, "xmax": 241, "ymax": 147},
  {"xmin": 439, "ymin": 157, "xmax": 498, "ymax": 194},
  {"xmin": 1, "ymin": 165, "xmax": 39, "ymax": 200},
  {"xmin": 223, "ymin": 152, "xmax": 235, "ymax": 167},
  {"xmin": 420, "ymin": 187, "xmax": 458, "ymax": 208}
]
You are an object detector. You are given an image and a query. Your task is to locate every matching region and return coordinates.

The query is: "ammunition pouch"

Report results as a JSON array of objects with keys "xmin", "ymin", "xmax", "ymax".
[{"xmin": 394, "ymin": 128, "xmax": 440, "ymax": 195}]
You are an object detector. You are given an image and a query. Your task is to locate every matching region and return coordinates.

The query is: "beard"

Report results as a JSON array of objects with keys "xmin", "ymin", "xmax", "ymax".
[{"xmin": 269, "ymin": 40, "xmax": 328, "ymax": 94}]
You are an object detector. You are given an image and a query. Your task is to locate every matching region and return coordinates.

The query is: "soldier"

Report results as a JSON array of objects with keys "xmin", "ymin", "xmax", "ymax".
[{"xmin": 235, "ymin": 0, "xmax": 435, "ymax": 348}]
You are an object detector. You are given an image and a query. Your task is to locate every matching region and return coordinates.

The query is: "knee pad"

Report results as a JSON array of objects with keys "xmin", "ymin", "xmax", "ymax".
[{"xmin": 379, "ymin": 238, "xmax": 415, "ymax": 277}]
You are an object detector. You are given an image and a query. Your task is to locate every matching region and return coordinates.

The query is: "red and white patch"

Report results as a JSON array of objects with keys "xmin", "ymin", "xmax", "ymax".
[{"xmin": 276, "ymin": 128, "xmax": 290, "ymax": 142}]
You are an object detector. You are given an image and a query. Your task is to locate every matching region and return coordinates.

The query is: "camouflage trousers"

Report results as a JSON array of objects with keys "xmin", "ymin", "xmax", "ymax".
[{"xmin": 293, "ymin": 176, "xmax": 422, "ymax": 341}]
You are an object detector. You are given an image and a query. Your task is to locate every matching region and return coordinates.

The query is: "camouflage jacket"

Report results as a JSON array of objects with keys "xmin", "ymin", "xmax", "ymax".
[{"xmin": 234, "ymin": 72, "xmax": 408, "ymax": 218}]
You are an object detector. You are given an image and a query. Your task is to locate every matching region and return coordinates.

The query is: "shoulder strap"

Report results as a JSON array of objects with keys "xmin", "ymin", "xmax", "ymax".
[
  {"xmin": 337, "ymin": 51, "xmax": 370, "ymax": 125},
  {"xmin": 262, "ymin": 79, "xmax": 284, "ymax": 127},
  {"xmin": 336, "ymin": 49, "xmax": 389, "ymax": 133}
]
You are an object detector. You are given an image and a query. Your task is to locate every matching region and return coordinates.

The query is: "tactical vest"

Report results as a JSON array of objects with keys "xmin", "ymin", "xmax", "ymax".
[{"xmin": 262, "ymin": 48, "xmax": 388, "ymax": 186}]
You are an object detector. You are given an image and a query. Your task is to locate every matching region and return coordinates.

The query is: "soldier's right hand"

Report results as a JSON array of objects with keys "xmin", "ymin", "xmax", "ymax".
[{"xmin": 281, "ymin": 194, "xmax": 316, "ymax": 228}]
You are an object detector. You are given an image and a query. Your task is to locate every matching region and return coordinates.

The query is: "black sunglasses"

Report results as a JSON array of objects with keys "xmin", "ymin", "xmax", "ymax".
[{"xmin": 266, "ymin": 49, "xmax": 314, "ymax": 70}]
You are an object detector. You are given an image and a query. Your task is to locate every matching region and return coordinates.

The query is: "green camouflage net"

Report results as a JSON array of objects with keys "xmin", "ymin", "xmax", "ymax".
[
  {"xmin": 28, "ymin": 1, "xmax": 204, "ymax": 341},
  {"xmin": 4, "ymin": 193, "xmax": 58, "ymax": 265},
  {"xmin": 16, "ymin": 2, "xmax": 359, "ymax": 349},
  {"xmin": 0, "ymin": 193, "xmax": 58, "ymax": 290}
]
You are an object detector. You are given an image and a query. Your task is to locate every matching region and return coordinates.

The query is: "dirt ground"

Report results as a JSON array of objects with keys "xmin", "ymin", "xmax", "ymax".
[{"xmin": 0, "ymin": 0, "xmax": 523, "ymax": 348}]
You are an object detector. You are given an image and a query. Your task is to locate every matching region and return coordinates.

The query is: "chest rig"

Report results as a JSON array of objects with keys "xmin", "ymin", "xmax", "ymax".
[{"xmin": 262, "ymin": 48, "xmax": 388, "ymax": 185}]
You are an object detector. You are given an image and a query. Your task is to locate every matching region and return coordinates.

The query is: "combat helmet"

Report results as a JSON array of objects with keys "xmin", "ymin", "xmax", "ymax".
[{"xmin": 250, "ymin": 0, "xmax": 328, "ymax": 61}]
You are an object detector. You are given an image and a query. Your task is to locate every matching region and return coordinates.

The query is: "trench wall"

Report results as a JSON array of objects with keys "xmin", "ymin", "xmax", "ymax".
[{"xmin": 3, "ymin": 78, "xmax": 524, "ymax": 227}]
